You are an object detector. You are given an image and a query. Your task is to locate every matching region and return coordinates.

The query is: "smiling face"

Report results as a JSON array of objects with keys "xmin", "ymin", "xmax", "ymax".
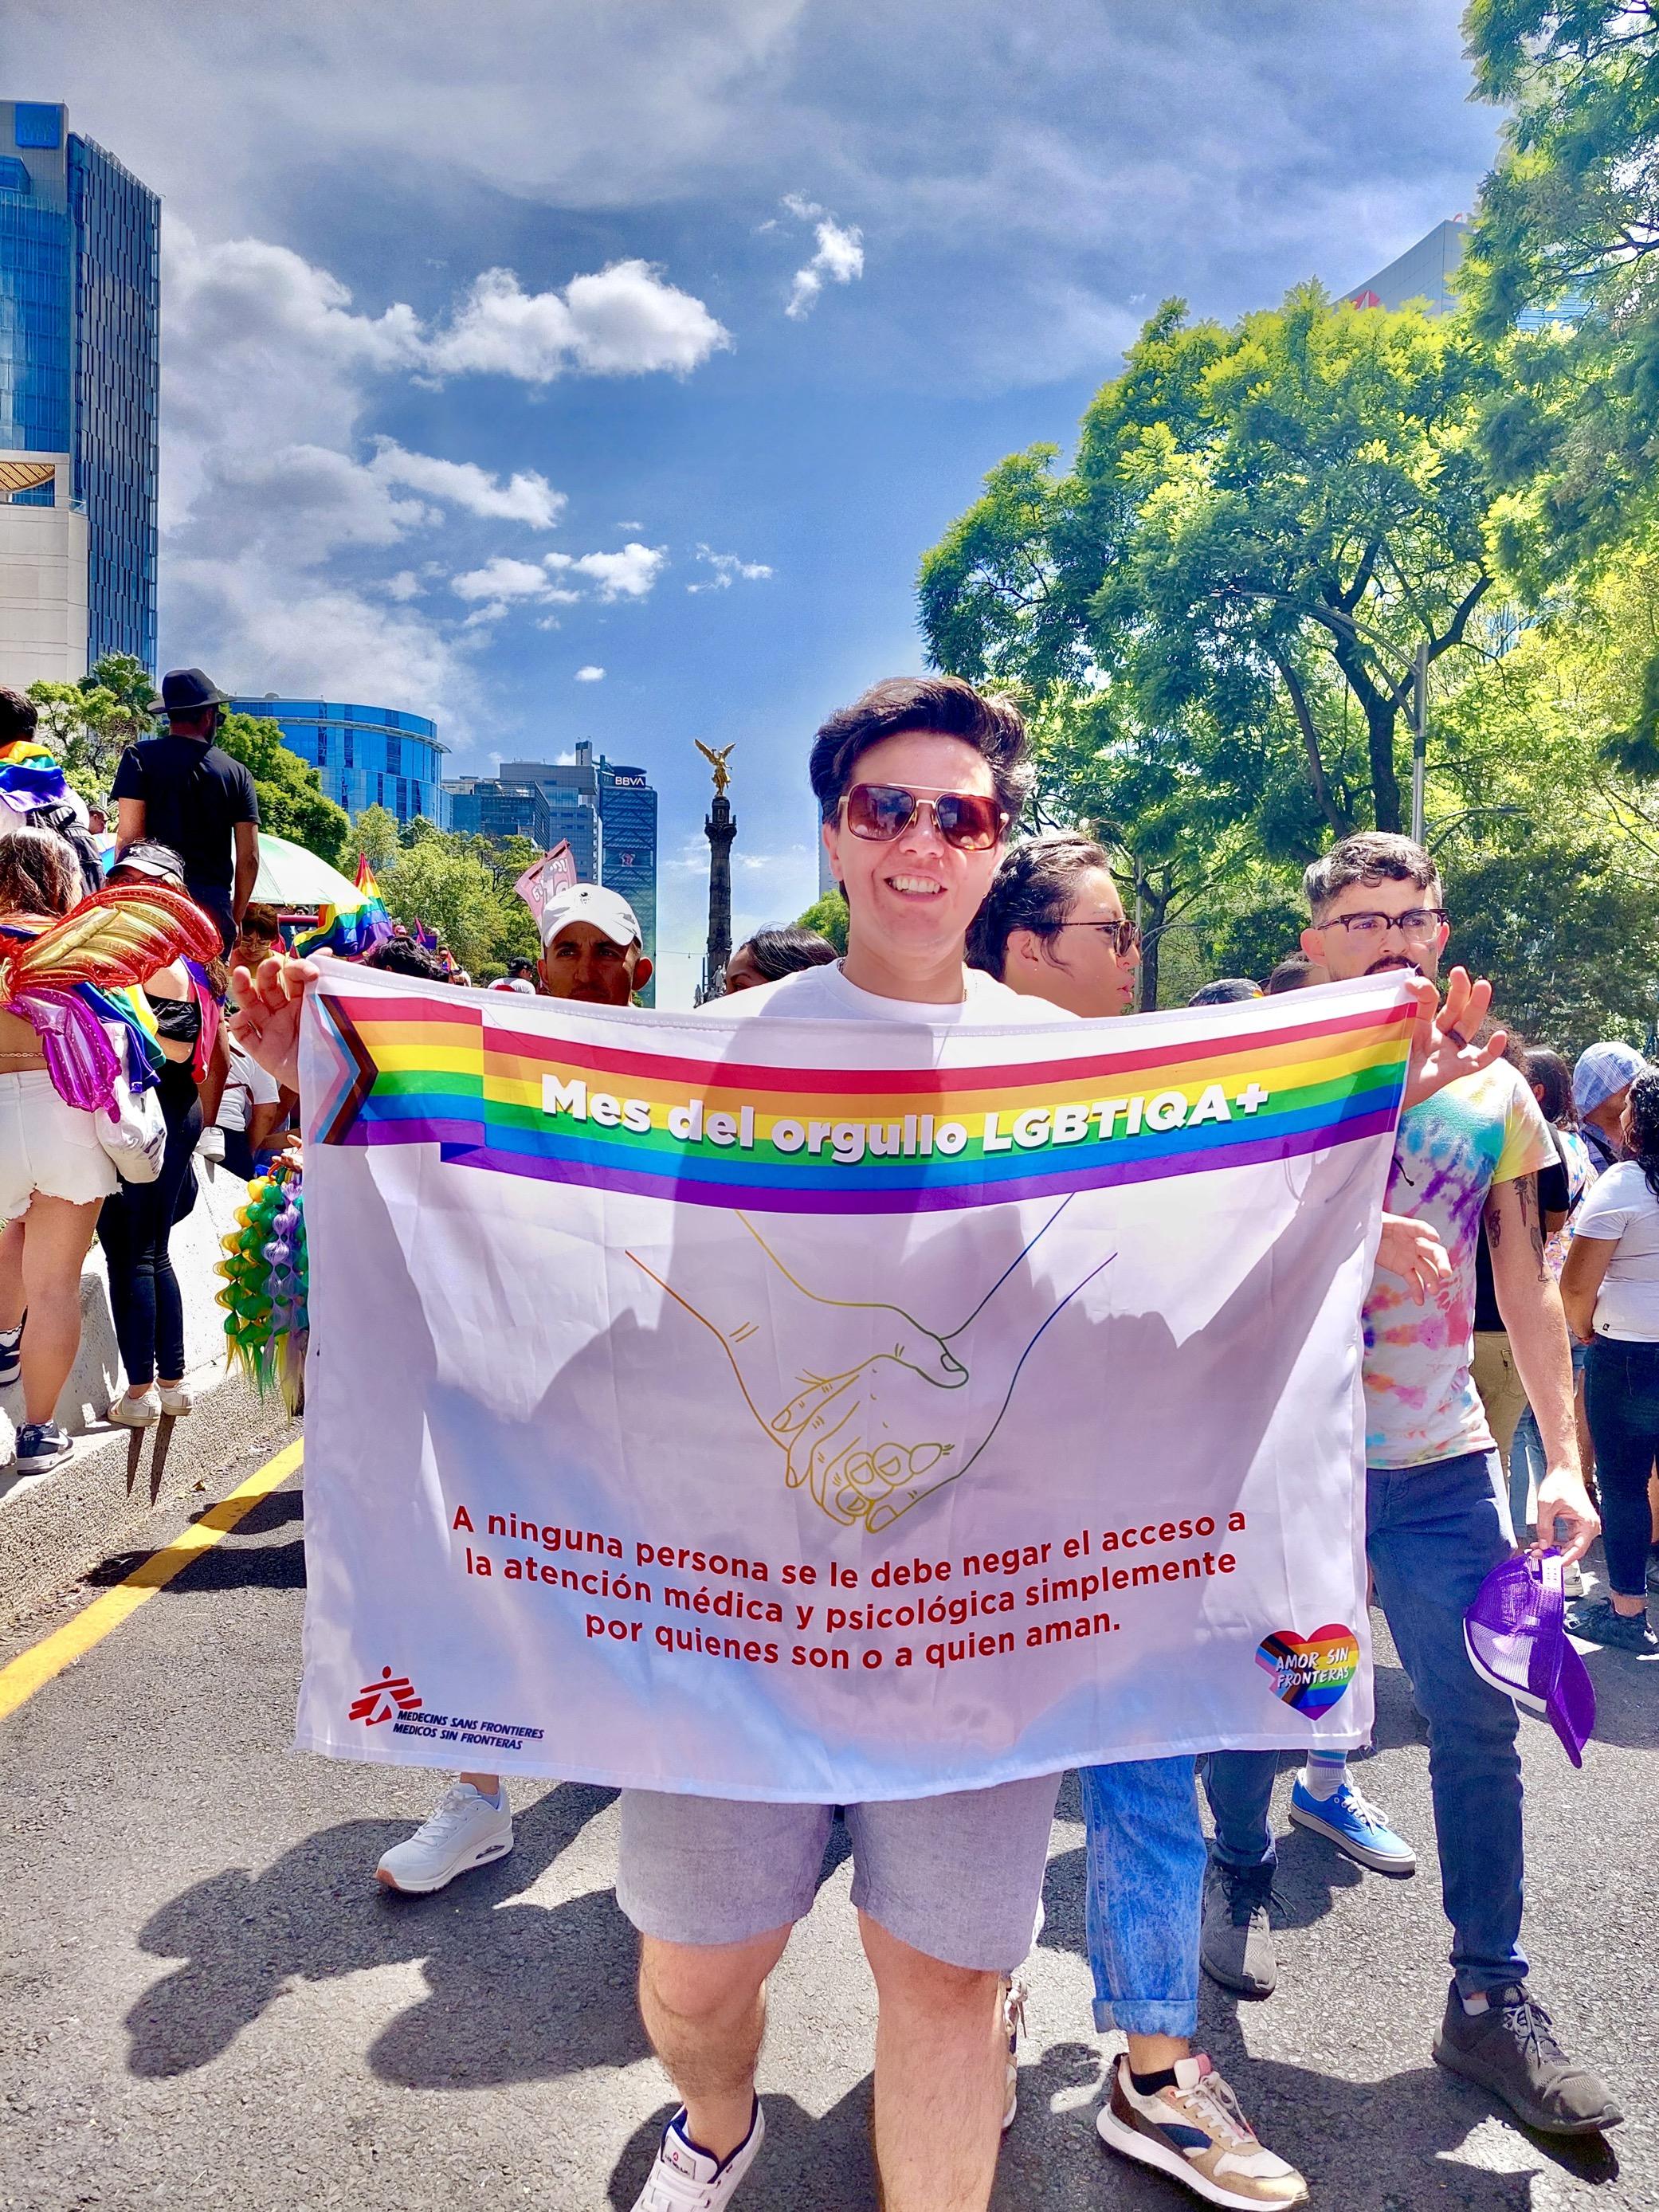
[
  {"xmin": 1002, "ymin": 864, "xmax": 1137, "ymax": 1018},
  {"xmin": 820, "ymin": 731, "xmax": 1005, "ymax": 998},
  {"xmin": 1302, "ymin": 875, "xmax": 1449, "ymax": 986}
]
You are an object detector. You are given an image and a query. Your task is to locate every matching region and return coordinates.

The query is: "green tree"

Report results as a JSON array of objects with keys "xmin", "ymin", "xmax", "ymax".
[
  {"xmin": 353, "ymin": 802, "xmax": 402, "ymax": 874},
  {"xmin": 26, "ymin": 653, "xmax": 159, "ymax": 795},
  {"xmin": 214, "ymin": 712, "xmax": 350, "ymax": 866},
  {"xmin": 796, "ymin": 892, "xmax": 849, "ymax": 952},
  {"xmin": 378, "ymin": 838, "xmax": 514, "ymax": 977},
  {"xmin": 921, "ymin": 288, "xmax": 1504, "ymax": 845},
  {"xmin": 1464, "ymin": 2, "xmax": 1659, "ymax": 581}
]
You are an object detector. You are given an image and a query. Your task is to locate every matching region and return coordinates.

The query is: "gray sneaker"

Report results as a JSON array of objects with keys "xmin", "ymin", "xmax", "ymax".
[
  {"xmin": 1565, "ymin": 1596, "xmax": 1657, "ymax": 1655},
  {"xmin": 1201, "ymin": 1858, "xmax": 1278, "ymax": 1998},
  {"xmin": 1433, "ymin": 1983, "xmax": 1622, "ymax": 2136}
]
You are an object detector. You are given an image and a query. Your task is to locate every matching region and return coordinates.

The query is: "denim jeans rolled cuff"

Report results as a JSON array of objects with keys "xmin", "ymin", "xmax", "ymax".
[
  {"xmin": 1081, "ymin": 1757, "xmax": 1205, "ymax": 2045},
  {"xmin": 1092, "ymin": 1991, "xmax": 1200, "ymax": 2037}
]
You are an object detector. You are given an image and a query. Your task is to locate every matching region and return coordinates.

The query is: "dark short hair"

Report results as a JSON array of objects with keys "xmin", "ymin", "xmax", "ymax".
[
  {"xmin": 1304, "ymin": 831, "xmax": 1441, "ymax": 919},
  {"xmin": 1189, "ymin": 977, "xmax": 1261, "ymax": 1006},
  {"xmin": 732, "ymin": 925, "xmax": 839, "ymax": 983},
  {"xmin": 966, "ymin": 832, "xmax": 1115, "ymax": 976},
  {"xmin": 1522, "ymin": 1046, "xmax": 1575, "ymax": 1127},
  {"xmin": 236, "ymin": 903, "xmax": 281, "ymax": 943},
  {"xmin": 507, "ymin": 955, "xmax": 536, "ymax": 976},
  {"xmin": 808, "ymin": 676, "xmax": 1033, "ymax": 828},
  {"xmin": 363, "ymin": 936, "xmax": 450, "ymax": 981},
  {"xmin": 0, "ymin": 688, "xmax": 39, "ymax": 745},
  {"xmin": 1265, "ymin": 954, "xmax": 1316, "ymax": 994}
]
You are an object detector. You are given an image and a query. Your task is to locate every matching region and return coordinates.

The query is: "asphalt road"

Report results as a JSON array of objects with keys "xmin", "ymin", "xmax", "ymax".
[{"xmin": 1, "ymin": 1440, "xmax": 1655, "ymax": 2212}]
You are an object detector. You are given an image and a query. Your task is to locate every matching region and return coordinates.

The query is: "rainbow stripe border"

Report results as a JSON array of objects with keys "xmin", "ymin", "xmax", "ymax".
[{"xmin": 307, "ymin": 982, "xmax": 1412, "ymax": 1215}]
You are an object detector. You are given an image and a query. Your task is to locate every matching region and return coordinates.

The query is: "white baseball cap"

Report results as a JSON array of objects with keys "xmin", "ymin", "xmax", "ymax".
[{"xmin": 539, "ymin": 881, "xmax": 643, "ymax": 950}]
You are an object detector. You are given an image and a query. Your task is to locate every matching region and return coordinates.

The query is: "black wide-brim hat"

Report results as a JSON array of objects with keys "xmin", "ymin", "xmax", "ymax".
[{"xmin": 151, "ymin": 667, "xmax": 231, "ymax": 714}]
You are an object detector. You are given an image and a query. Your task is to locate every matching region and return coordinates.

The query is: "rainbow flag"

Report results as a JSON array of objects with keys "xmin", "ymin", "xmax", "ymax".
[
  {"xmin": 306, "ymin": 973, "xmax": 1414, "ymax": 1215},
  {"xmin": 294, "ymin": 854, "xmax": 393, "ymax": 959},
  {"xmin": 0, "ymin": 737, "xmax": 69, "ymax": 818}
]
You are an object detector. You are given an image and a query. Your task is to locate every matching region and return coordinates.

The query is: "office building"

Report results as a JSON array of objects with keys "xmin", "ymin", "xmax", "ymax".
[
  {"xmin": 1346, "ymin": 217, "xmax": 1578, "ymax": 331},
  {"xmin": 1345, "ymin": 218, "xmax": 1470, "ymax": 316},
  {"xmin": 230, "ymin": 695, "xmax": 451, "ymax": 826},
  {"xmin": 597, "ymin": 755, "xmax": 657, "ymax": 1006},
  {"xmin": 0, "ymin": 99, "xmax": 159, "ymax": 683},
  {"xmin": 444, "ymin": 741, "xmax": 658, "ymax": 994}
]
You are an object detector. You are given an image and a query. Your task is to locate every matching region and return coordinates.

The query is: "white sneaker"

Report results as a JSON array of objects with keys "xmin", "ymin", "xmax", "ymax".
[
  {"xmin": 1001, "ymin": 1973, "xmax": 1028, "ymax": 2130},
  {"xmin": 157, "ymin": 1382, "xmax": 194, "ymax": 1416},
  {"xmin": 632, "ymin": 2104, "xmax": 763, "ymax": 2211},
  {"xmin": 374, "ymin": 1783, "xmax": 513, "ymax": 1893},
  {"xmin": 107, "ymin": 1390, "xmax": 160, "ymax": 1428}
]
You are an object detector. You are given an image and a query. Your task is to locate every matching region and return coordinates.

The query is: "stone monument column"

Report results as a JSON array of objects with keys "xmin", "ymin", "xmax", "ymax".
[{"xmin": 694, "ymin": 741, "xmax": 737, "ymax": 1000}]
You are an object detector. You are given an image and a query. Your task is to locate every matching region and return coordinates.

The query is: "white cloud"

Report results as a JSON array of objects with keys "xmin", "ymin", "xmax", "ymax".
[
  {"xmin": 153, "ymin": 220, "xmax": 718, "ymax": 717},
  {"xmin": 575, "ymin": 665, "xmax": 606, "ymax": 682},
  {"xmin": 449, "ymin": 543, "xmax": 666, "ymax": 612},
  {"xmin": 424, "ymin": 262, "xmax": 731, "ymax": 382},
  {"xmin": 450, "ymin": 556, "xmax": 558, "ymax": 603},
  {"xmin": 571, "ymin": 543, "xmax": 668, "ymax": 600},
  {"xmin": 782, "ymin": 196, "xmax": 865, "ymax": 320},
  {"xmin": 368, "ymin": 440, "xmax": 565, "ymax": 526},
  {"xmin": 687, "ymin": 544, "xmax": 775, "ymax": 593}
]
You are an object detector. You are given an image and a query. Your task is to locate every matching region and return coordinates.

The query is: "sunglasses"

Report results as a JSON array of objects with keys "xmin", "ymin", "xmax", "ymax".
[
  {"xmin": 1053, "ymin": 918, "xmax": 1142, "ymax": 956},
  {"xmin": 840, "ymin": 782, "xmax": 1007, "ymax": 852}
]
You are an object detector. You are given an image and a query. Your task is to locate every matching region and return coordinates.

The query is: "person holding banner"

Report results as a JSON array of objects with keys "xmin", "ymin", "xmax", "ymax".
[
  {"xmin": 1201, "ymin": 833, "xmax": 1620, "ymax": 2142},
  {"xmin": 232, "ymin": 691, "xmax": 1516, "ymax": 2212}
]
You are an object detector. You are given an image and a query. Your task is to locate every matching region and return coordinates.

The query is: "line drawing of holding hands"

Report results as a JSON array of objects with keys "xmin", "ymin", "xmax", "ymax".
[{"xmin": 627, "ymin": 1203, "xmax": 1115, "ymax": 1532}]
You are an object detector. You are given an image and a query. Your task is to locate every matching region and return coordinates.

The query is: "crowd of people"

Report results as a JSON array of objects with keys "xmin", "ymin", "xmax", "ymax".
[{"xmin": 4, "ymin": 665, "xmax": 1653, "ymax": 2210}]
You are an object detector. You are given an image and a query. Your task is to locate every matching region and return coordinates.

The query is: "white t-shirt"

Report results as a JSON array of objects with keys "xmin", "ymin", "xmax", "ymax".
[
  {"xmin": 715, "ymin": 961, "xmax": 1073, "ymax": 1029},
  {"xmin": 489, "ymin": 977, "xmax": 536, "ymax": 994},
  {"xmin": 1571, "ymin": 1162, "xmax": 1659, "ymax": 1340},
  {"xmin": 218, "ymin": 1039, "xmax": 280, "ymax": 1134}
]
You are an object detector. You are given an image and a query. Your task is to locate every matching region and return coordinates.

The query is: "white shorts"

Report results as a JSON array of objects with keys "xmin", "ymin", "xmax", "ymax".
[{"xmin": 0, "ymin": 1069, "xmax": 119, "ymax": 1215}]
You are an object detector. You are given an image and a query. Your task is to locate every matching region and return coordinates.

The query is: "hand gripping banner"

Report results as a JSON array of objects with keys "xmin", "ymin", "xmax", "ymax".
[{"xmin": 293, "ymin": 965, "xmax": 1414, "ymax": 1799}]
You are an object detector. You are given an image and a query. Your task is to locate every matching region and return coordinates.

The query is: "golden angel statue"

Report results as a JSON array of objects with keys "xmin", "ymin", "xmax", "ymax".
[{"xmin": 695, "ymin": 739, "xmax": 735, "ymax": 795}]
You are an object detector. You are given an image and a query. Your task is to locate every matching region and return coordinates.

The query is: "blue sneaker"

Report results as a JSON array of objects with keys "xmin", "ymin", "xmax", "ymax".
[
  {"xmin": 1288, "ymin": 1775, "xmax": 1416, "ymax": 1875},
  {"xmin": 14, "ymin": 1421, "xmax": 72, "ymax": 1475}
]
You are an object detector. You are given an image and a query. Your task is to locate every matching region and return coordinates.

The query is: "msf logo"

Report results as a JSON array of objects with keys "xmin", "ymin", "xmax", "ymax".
[{"xmin": 350, "ymin": 1665, "xmax": 422, "ymax": 1726}]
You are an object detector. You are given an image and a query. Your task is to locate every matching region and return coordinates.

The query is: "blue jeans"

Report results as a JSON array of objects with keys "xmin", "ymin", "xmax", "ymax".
[
  {"xmin": 1585, "ymin": 1335, "xmax": 1659, "ymax": 1598},
  {"xmin": 1081, "ymin": 1756, "xmax": 1206, "ymax": 2037},
  {"xmin": 1204, "ymin": 1449, "xmax": 1525, "ymax": 1999},
  {"xmin": 1509, "ymin": 1339, "xmax": 1588, "ymax": 1535}
]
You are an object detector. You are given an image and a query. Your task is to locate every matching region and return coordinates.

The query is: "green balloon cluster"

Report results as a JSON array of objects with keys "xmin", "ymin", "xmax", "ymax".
[{"xmin": 216, "ymin": 1173, "xmax": 289, "ymax": 1358}]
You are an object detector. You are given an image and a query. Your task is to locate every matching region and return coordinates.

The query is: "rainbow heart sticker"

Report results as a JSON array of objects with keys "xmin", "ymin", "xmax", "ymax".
[{"xmin": 1255, "ymin": 1624, "xmax": 1360, "ymax": 1716}]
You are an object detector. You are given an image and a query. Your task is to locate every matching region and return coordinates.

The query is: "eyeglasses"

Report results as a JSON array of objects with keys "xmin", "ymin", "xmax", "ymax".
[
  {"xmin": 1323, "ymin": 908, "xmax": 1447, "ymax": 942},
  {"xmin": 1053, "ymin": 919, "xmax": 1142, "ymax": 956},
  {"xmin": 840, "ymin": 782, "xmax": 1007, "ymax": 853}
]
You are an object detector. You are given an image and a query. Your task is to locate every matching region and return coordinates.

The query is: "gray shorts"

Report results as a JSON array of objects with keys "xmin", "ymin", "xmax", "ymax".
[{"xmin": 615, "ymin": 1775, "xmax": 1061, "ymax": 1972}]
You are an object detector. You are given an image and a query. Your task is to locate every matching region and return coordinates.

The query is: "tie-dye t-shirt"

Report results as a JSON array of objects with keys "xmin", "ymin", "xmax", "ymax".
[{"xmin": 1364, "ymin": 1063, "xmax": 1555, "ymax": 1469}]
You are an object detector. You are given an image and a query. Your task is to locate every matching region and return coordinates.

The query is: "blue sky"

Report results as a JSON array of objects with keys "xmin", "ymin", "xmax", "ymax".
[{"xmin": 15, "ymin": 1, "xmax": 1501, "ymax": 1003}]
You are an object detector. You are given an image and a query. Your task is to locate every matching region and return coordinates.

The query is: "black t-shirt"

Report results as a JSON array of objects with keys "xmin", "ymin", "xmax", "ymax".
[
  {"xmin": 111, "ymin": 736, "xmax": 258, "ymax": 896},
  {"xmin": 1473, "ymin": 1143, "xmax": 1571, "ymax": 1333}
]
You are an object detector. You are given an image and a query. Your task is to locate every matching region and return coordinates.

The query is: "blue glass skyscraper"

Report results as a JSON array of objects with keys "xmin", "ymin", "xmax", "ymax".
[
  {"xmin": 0, "ymin": 99, "xmax": 159, "ymax": 672},
  {"xmin": 228, "ymin": 696, "xmax": 452, "ymax": 827}
]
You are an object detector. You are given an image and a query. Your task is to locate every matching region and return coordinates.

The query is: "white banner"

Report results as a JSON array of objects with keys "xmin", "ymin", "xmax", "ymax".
[{"xmin": 293, "ymin": 965, "xmax": 1413, "ymax": 1799}]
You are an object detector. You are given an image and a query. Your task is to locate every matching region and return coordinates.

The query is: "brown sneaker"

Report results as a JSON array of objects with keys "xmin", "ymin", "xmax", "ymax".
[{"xmin": 1096, "ymin": 2053, "xmax": 1308, "ymax": 2208}]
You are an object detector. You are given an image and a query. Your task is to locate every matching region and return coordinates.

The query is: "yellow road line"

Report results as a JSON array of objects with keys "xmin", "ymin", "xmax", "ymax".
[{"xmin": 0, "ymin": 1437, "xmax": 304, "ymax": 1723}]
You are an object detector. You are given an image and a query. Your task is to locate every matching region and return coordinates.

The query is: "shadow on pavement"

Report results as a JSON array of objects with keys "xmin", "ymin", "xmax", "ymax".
[
  {"xmin": 87, "ymin": 1487, "xmax": 307, "ymax": 1593},
  {"xmin": 126, "ymin": 1780, "xmax": 618, "ymax": 2081}
]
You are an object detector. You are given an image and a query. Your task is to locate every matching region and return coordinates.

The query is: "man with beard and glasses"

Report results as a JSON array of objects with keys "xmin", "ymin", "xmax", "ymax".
[{"xmin": 1200, "ymin": 833, "xmax": 1620, "ymax": 2143}]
